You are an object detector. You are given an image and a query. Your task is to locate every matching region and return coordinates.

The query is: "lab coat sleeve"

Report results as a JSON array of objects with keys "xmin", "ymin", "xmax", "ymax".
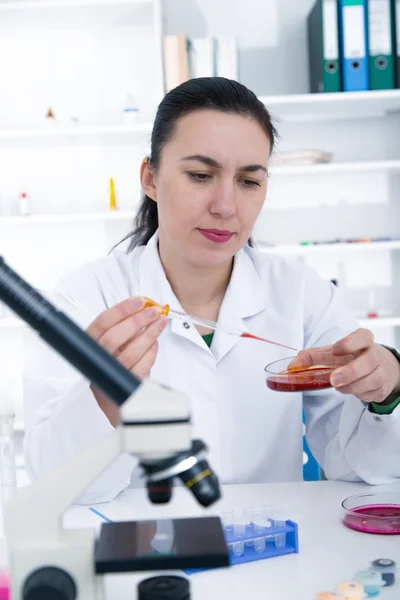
[
  {"xmin": 22, "ymin": 267, "xmax": 136, "ymax": 504},
  {"xmin": 302, "ymin": 266, "xmax": 400, "ymax": 484}
]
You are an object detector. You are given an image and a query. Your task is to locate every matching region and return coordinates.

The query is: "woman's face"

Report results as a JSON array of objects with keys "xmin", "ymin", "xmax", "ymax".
[{"xmin": 142, "ymin": 109, "xmax": 271, "ymax": 268}]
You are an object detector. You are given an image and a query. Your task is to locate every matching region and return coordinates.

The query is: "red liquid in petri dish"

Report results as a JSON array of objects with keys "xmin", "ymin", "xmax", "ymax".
[
  {"xmin": 266, "ymin": 366, "xmax": 334, "ymax": 392},
  {"xmin": 343, "ymin": 504, "xmax": 400, "ymax": 534}
]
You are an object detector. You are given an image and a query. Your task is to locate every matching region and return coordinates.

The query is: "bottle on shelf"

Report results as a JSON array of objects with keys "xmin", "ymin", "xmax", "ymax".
[
  {"xmin": 45, "ymin": 107, "xmax": 55, "ymax": 127},
  {"xmin": 123, "ymin": 94, "xmax": 139, "ymax": 125},
  {"xmin": 109, "ymin": 178, "xmax": 117, "ymax": 211},
  {"xmin": 366, "ymin": 288, "xmax": 379, "ymax": 319},
  {"xmin": 17, "ymin": 193, "xmax": 29, "ymax": 216}
]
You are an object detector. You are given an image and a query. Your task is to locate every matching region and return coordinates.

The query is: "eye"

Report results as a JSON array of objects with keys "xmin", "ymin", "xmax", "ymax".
[
  {"xmin": 241, "ymin": 179, "xmax": 261, "ymax": 188},
  {"xmin": 188, "ymin": 172, "xmax": 211, "ymax": 182}
]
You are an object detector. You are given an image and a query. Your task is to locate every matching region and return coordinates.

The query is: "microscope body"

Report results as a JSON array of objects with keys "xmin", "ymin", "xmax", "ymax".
[{"xmin": 6, "ymin": 379, "xmax": 191, "ymax": 600}]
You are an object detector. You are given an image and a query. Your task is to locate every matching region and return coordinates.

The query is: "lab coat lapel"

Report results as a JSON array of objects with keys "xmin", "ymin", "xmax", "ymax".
[
  {"xmin": 137, "ymin": 233, "xmax": 211, "ymax": 352},
  {"xmin": 212, "ymin": 248, "xmax": 268, "ymax": 363}
]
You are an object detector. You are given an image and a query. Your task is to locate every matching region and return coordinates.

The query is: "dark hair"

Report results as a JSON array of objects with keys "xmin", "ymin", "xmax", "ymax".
[{"xmin": 119, "ymin": 77, "xmax": 278, "ymax": 252}]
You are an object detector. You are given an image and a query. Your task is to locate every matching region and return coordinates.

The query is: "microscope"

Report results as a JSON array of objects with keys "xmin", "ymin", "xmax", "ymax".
[{"xmin": 0, "ymin": 257, "xmax": 228, "ymax": 600}]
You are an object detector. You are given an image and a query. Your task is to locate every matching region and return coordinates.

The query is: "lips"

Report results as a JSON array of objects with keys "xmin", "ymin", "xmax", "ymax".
[{"xmin": 198, "ymin": 229, "xmax": 234, "ymax": 244}]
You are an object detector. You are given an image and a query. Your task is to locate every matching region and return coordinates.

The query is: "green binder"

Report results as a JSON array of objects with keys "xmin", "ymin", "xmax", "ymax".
[
  {"xmin": 308, "ymin": 0, "xmax": 341, "ymax": 93},
  {"xmin": 367, "ymin": 0, "xmax": 396, "ymax": 89}
]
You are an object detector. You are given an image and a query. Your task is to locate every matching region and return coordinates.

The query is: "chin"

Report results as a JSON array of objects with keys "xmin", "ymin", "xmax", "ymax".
[{"xmin": 186, "ymin": 244, "xmax": 238, "ymax": 269}]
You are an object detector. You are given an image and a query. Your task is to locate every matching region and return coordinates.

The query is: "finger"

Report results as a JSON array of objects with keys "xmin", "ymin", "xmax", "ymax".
[
  {"xmin": 333, "ymin": 367, "xmax": 392, "ymax": 403},
  {"xmin": 288, "ymin": 346, "xmax": 352, "ymax": 370},
  {"xmin": 88, "ymin": 296, "xmax": 146, "ymax": 340},
  {"xmin": 118, "ymin": 315, "xmax": 167, "ymax": 370},
  {"xmin": 332, "ymin": 328, "xmax": 374, "ymax": 358},
  {"xmin": 100, "ymin": 307, "xmax": 160, "ymax": 355},
  {"xmin": 330, "ymin": 348, "xmax": 380, "ymax": 388},
  {"xmin": 288, "ymin": 346, "xmax": 333, "ymax": 369},
  {"xmin": 131, "ymin": 341, "xmax": 159, "ymax": 380}
]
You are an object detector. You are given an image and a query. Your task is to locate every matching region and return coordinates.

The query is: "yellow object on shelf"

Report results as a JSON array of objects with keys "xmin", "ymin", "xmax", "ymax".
[{"xmin": 109, "ymin": 177, "xmax": 117, "ymax": 211}]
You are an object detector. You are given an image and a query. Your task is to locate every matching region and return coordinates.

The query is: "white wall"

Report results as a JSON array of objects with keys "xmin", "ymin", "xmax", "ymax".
[{"xmin": 163, "ymin": 0, "xmax": 315, "ymax": 95}]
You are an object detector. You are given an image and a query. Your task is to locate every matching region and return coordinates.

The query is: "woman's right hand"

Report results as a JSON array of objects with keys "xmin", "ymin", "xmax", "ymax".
[{"xmin": 86, "ymin": 296, "xmax": 167, "ymax": 425}]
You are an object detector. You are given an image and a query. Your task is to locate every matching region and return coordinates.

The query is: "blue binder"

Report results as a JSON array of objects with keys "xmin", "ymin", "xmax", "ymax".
[{"xmin": 339, "ymin": 0, "xmax": 369, "ymax": 91}]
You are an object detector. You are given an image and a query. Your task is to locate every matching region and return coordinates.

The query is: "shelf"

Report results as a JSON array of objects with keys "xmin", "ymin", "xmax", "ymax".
[
  {"xmin": 0, "ymin": 317, "xmax": 25, "ymax": 328},
  {"xmin": 0, "ymin": 0, "xmax": 155, "ymax": 28},
  {"xmin": 0, "ymin": 211, "xmax": 134, "ymax": 226},
  {"xmin": 259, "ymin": 90, "xmax": 400, "ymax": 122},
  {"xmin": 0, "ymin": 123, "xmax": 153, "ymax": 142},
  {"xmin": 0, "ymin": 0, "xmax": 149, "ymax": 8},
  {"xmin": 269, "ymin": 159, "xmax": 400, "ymax": 177},
  {"xmin": 358, "ymin": 317, "xmax": 400, "ymax": 328},
  {"xmin": 259, "ymin": 241, "xmax": 400, "ymax": 255}
]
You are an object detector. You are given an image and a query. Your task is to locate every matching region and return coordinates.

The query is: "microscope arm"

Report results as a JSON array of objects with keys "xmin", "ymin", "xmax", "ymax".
[
  {"xmin": 7, "ymin": 378, "xmax": 191, "ymax": 547},
  {"xmin": 7, "ymin": 426, "xmax": 121, "ymax": 544}
]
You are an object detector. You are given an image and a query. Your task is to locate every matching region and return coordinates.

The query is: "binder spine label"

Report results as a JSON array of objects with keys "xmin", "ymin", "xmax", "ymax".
[
  {"xmin": 323, "ymin": 0, "xmax": 339, "ymax": 59},
  {"xmin": 368, "ymin": 0, "xmax": 391, "ymax": 55},
  {"xmin": 343, "ymin": 4, "xmax": 367, "ymax": 57}
]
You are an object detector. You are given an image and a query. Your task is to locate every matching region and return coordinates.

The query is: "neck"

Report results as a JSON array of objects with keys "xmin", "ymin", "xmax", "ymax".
[{"xmin": 158, "ymin": 239, "xmax": 233, "ymax": 315}]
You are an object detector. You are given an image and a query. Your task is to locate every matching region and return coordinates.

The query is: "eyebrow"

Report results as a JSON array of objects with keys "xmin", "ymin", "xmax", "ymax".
[{"xmin": 180, "ymin": 154, "xmax": 267, "ymax": 173}]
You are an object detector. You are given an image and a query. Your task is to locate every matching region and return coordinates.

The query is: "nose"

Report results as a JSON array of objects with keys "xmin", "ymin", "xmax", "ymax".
[{"xmin": 208, "ymin": 181, "xmax": 237, "ymax": 219}]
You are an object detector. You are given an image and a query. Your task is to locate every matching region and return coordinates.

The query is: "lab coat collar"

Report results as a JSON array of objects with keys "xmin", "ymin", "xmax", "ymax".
[
  {"xmin": 137, "ymin": 232, "xmax": 268, "ymax": 361},
  {"xmin": 212, "ymin": 245, "xmax": 268, "ymax": 362}
]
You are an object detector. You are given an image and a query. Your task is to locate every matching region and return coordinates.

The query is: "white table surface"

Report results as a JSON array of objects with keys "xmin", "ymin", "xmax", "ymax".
[{"xmin": 64, "ymin": 480, "xmax": 400, "ymax": 600}]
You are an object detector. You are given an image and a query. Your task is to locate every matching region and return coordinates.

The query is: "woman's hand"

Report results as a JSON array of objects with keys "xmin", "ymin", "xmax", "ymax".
[
  {"xmin": 291, "ymin": 329, "xmax": 400, "ymax": 404},
  {"xmin": 86, "ymin": 296, "xmax": 167, "ymax": 425}
]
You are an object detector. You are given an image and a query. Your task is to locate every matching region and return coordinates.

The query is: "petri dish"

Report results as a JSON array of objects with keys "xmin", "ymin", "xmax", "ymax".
[
  {"xmin": 342, "ymin": 493, "xmax": 400, "ymax": 534},
  {"xmin": 264, "ymin": 356, "xmax": 335, "ymax": 392}
]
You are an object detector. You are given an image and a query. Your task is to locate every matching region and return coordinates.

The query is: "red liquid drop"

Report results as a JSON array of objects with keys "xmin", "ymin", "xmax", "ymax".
[
  {"xmin": 240, "ymin": 332, "xmax": 296, "ymax": 351},
  {"xmin": 266, "ymin": 367, "xmax": 333, "ymax": 392},
  {"xmin": 343, "ymin": 504, "xmax": 400, "ymax": 534}
]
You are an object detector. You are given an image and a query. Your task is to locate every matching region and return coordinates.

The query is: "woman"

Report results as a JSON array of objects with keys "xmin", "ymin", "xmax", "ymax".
[{"xmin": 23, "ymin": 78, "xmax": 400, "ymax": 504}]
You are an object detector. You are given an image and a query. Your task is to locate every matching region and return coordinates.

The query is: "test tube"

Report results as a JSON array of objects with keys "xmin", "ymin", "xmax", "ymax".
[
  {"xmin": 221, "ymin": 510, "xmax": 233, "ymax": 531},
  {"xmin": 0, "ymin": 410, "xmax": 16, "ymax": 537},
  {"xmin": 231, "ymin": 541, "xmax": 245, "ymax": 557},
  {"xmin": 253, "ymin": 537, "xmax": 266, "ymax": 554},
  {"xmin": 272, "ymin": 507, "xmax": 287, "ymax": 549},
  {"xmin": 233, "ymin": 507, "xmax": 246, "ymax": 537}
]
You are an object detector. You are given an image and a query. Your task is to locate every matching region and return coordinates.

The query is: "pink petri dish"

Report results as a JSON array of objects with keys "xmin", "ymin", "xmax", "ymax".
[{"xmin": 342, "ymin": 493, "xmax": 400, "ymax": 534}]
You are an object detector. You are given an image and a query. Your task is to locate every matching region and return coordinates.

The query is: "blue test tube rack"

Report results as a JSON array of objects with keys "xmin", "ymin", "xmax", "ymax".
[
  {"xmin": 224, "ymin": 518, "xmax": 299, "ymax": 566},
  {"xmin": 185, "ymin": 514, "xmax": 299, "ymax": 574}
]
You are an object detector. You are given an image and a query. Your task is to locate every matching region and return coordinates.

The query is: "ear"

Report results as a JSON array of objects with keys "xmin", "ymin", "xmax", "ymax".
[{"xmin": 140, "ymin": 158, "xmax": 157, "ymax": 202}]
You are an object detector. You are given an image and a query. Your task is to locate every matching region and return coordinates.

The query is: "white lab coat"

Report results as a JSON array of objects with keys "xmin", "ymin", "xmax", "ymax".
[{"xmin": 22, "ymin": 233, "xmax": 400, "ymax": 504}]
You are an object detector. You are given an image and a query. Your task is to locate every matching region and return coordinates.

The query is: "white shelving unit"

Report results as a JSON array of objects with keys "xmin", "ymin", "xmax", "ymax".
[
  {"xmin": 358, "ymin": 317, "xmax": 400, "ymax": 328},
  {"xmin": 256, "ymin": 89, "xmax": 400, "ymax": 351},
  {"xmin": 0, "ymin": 317, "xmax": 25, "ymax": 329},
  {"xmin": 260, "ymin": 89, "xmax": 400, "ymax": 122},
  {"xmin": 259, "ymin": 241, "xmax": 400, "ymax": 255},
  {"xmin": 270, "ymin": 159, "xmax": 400, "ymax": 177},
  {"xmin": 0, "ymin": 123, "xmax": 153, "ymax": 141},
  {"xmin": 0, "ymin": 210, "xmax": 134, "ymax": 226},
  {"xmin": 0, "ymin": 0, "xmax": 158, "ymax": 28},
  {"xmin": 0, "ymin": 0, "xmax": 163, "ymax": 425}
]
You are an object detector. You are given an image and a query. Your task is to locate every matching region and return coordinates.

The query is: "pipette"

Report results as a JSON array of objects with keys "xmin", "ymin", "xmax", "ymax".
[{"xmin": 143, "ymin": 298, "xmax": 297, "ymax": 352}]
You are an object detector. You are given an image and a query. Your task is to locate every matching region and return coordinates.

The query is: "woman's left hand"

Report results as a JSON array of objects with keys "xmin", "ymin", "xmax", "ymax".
[{"xmin": 292, "ymin": 328, "xmax": 400, "ymax": 404}]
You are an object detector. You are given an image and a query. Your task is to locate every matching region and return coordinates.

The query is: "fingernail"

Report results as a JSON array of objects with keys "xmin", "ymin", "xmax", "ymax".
[
  {"xmin": 146, "ymin": 307, "xmax": 159, "ymax": 319},
  {"xmin": 132, "ymin": 296, "xmax": 145, "ymax": 310},
  {"xmin": 331, "ymin": 372, "xmax": 344, "ymax": 387}
]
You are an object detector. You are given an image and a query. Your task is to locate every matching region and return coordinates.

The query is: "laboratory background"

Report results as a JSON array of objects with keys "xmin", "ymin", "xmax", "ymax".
[
  {"xmin": 1, "ymin": 0, "xmax": 400, "ymax": 484},
  {"xmin": 0, "ymin": 1, "xmax": 400, "ymax": 597}
]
